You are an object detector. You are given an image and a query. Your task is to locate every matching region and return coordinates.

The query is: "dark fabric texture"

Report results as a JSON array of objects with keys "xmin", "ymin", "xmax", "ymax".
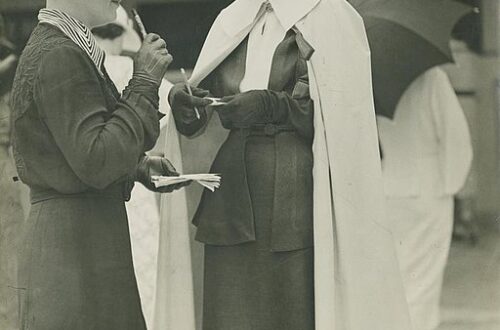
[
  {"xmin": 9, "ymin": 24, "xmax": 160, "ymax": 329},
  {"xmin": 175, "ymin": 30, "xmax": 315, "ymax": 329},
  {"xmin": 203, "ymin": 150, "xmax": 314, "ymax": 329},
  {"xmin": 177, "ymin": 31, "xmax": 314, "ymax": 251},
  {"xmin": 10, "ymin": 24, "xmax": 160, "ymax": 195},
  {"xmin": 18, "ymin": 193, "xmax": 146, "ymax": 330}
]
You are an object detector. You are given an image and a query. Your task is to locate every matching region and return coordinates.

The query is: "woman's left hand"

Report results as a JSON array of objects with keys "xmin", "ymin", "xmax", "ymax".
[
  {"xmin": 135, "ymin": 156, "xmax": 191, "ymax": 193},
  {"xmin": 216, "ymin": 90, "xmax": 271, "ymax": 129}
]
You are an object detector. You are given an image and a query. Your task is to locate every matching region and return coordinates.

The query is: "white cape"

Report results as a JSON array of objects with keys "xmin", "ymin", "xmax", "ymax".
[{"xmin": 154, "ymin": 1, "xmax": 412, "ymax": 329}]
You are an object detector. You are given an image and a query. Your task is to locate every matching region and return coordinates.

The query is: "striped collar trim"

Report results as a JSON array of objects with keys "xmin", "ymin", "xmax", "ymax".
[{"xmin": 38, "ymin": 9, "xmax": 105, "ymax": 73}]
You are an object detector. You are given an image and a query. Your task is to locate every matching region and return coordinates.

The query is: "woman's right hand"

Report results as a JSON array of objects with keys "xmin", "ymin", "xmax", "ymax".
[
  {"xmin": 169, "ymin": 83, "xmax": 211, "ymax": 123},
  {"xmin": 134, "ymin": 33, "xmax": 173, "ymax": 84},
  {"xmin": 135, "ymin": 155, "xmax": 191, "ymax": 193}
]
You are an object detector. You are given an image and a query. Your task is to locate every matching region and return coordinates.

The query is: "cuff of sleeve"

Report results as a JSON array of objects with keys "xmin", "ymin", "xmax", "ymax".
[
  {"xmin": 133, "ymin": 71, "xmax": 160, "ymax": 85},
  {"xmin": 263, "ymin": 90, "xmax": 288, "ymax": 124},
  {"xmin": 124, "ymin": 74, "xmax": 161, "ymax": 109}
]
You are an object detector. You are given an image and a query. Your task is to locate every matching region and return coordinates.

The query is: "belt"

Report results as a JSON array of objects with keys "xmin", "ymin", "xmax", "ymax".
[
  {"xmin": 243, "ymin": 124, "xmax": 296, "ymax": 136},
  {"xmin": 30, "ymin": 184, "xmax": 127, "ymax": 204}
]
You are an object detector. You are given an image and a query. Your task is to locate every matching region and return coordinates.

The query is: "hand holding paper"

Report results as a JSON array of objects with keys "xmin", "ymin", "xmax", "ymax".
[{"xmin": 136, "ymin": 156, "xmax": 190, "ymax": 193}]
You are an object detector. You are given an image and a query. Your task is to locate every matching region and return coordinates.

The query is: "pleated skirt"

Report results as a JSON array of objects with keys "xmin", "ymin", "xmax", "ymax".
[{"xmin": 385, "ymin": 196, "xmax": 454, "ymax": 330}]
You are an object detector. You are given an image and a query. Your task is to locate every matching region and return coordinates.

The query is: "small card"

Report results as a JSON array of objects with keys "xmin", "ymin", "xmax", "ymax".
[{"xmin": 206, "ymin": 97, "xmax": 227, "ymax": 107}]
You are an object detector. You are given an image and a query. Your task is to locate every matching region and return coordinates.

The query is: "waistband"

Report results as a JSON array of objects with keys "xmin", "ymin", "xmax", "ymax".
[
  {"xmin": 237, "ymin": 124, "xmax": 296, "ymax": 136},
  {"xmin": 30, "ymin": 184, "xmax": 127, "ymax": 204}
]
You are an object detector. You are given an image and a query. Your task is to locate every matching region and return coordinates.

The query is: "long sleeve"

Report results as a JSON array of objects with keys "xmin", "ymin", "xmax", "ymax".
[
  {"xmin": 221, "ymin": 88, "xmax": 314, "ymax": 140},
  {"xmin": 34, "ymin": 45, "xmax": 160, "ymax": 189},
  {"xmin": 268, "ymin": 87, "xmax": 314, "ymax": 140},
  {"xmin": 174, "ymin": 86, "xmax": 314, "ymax": 140},
  {"xmin": 430, "ymin": 68, "xmax": 473, "ymax": 195}
]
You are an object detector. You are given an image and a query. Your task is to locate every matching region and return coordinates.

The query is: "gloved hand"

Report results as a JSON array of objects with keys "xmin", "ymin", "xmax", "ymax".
[
  {"xmin": 133, "ymin": 33, "xmax": 173, "ymax": 85},
  {"xmin": 169, "ymin": 83, "xmax": 212, "ymax": 124},
  {"xmin": 216, "ymin": 90, "xmax": 286, "ymax": 129},
  {"xmin": 135, "ymin": 156, "xmax": 190, "ymax": 193}
]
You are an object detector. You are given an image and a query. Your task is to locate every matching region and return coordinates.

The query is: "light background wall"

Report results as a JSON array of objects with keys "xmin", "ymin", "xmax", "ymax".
[{"xmin": 461, "ymin": 0, "xmax": 499, "ymax": 217}]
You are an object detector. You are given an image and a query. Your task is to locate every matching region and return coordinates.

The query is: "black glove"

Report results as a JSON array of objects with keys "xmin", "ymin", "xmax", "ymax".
[
  {"xmin": 134, "ymin": 33, "xmax": 173, "ymax": 85},
  {"xmin": 170, "ymin": 83, "xmax": 212, "ymax": 119},
  {"xmin": 135, "ymin": 156, "xmax": 190, "ymax": 193},
  {"xmin": 216, "ymin": 90, "xmax": 287, "ymax": 129}
]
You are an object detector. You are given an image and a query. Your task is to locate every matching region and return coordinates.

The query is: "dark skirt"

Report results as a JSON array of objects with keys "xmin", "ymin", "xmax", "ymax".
[
  {"xmin": 202, "ymin": 135, "xmax": 315, "ymax": 330},
  {"xmin": 18, "ymin": 188, "xmax": 146, "ymax": 330}
]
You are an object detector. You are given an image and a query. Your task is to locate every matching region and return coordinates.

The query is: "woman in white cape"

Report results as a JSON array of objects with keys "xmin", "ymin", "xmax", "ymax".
[{"xmin": 155, "ymin": 0, "xmax": 412, "ymax": 329}]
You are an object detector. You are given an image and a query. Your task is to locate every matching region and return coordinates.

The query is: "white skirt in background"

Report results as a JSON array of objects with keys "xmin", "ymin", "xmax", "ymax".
[{"xmin": 386, "ymin": 196, "xmax": 454, "ymax": 330}]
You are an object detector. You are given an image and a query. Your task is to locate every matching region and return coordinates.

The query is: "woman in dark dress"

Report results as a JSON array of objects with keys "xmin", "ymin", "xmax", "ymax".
[
  {"xmin": 169, "ymin": 3, "xmax": 316, "ymax": 329},
  {"xmin": 10, "ymin": 0, "xmax": 184, "ymax": 328}
]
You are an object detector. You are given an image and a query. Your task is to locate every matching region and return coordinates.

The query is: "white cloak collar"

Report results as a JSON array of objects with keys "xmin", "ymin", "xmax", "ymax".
[{"xmin": 220, "ymin": 0, "xmax": 321, "ymax": 36}]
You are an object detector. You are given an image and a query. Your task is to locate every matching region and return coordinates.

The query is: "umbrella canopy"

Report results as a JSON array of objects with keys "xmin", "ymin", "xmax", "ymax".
[{"xmin": 350, "ymin": 0, "xmax": 472, "ymax": 118}]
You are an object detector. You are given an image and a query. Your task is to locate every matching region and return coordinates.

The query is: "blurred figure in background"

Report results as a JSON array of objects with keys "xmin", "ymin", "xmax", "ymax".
[
  {"xmin": 377, "ymin": 66, "xmax": 473, "ymax": 330},
  {"xmin": 0, "ymin": 12, "xmax": 29, "ymax": 330},
  {"xmin": 0, "ymin": 15, "xmax": 17, "ymax": 96},
  {"xmin": 93, "ymin": 7, "xmax": 172, "ymax": 328}
]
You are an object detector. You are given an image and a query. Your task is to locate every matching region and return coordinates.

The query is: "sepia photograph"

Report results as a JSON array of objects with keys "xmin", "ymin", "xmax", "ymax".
[{"xmin": 0, "ymin": 0, "xmax": 498, "ymax": 329}]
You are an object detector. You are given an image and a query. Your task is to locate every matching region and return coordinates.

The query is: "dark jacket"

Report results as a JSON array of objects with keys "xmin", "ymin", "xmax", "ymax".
[
  {"xmin": 10, "ymin": 23, "xmax": 160, "ymax": 198},
  {"xmin": 174, "ymin": 31, "xmax": 315, "ymax": 252},
  {"xmin": 10, "ymin": 24, "xmax": 159, "ymax": 329}
]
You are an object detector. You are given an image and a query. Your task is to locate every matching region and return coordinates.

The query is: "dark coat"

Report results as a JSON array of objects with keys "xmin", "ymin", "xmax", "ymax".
[
  {"xmin": 10, "ymin": 24, "xmax": 160, "ymax": 329},
  {"xmin": 11, "ymin": 24, "xmax": 160, "ymax": 196},
  {"xmin": 174, "ymin": 31, "xmax": 314, "ymax": 252}
]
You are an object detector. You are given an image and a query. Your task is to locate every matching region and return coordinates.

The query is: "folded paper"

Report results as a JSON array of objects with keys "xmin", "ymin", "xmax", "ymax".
[{"xmin": 152, "ymin": 174, "xmax": 221, "ymax": 192}]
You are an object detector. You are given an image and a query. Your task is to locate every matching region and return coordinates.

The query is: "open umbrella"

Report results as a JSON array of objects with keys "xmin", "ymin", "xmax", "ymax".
[{"xmin": 350, "ymin": 0, "xmax": 472, "ymax": 118}]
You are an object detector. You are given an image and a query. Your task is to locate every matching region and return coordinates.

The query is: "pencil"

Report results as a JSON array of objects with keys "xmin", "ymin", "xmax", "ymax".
[
  {"xmin": 132, "ymin": 9, "xmax": 147, "ymax": 39},
  {"xmin": 180, "ymin": 68, "xmax": 201, "ymax": 119}
]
